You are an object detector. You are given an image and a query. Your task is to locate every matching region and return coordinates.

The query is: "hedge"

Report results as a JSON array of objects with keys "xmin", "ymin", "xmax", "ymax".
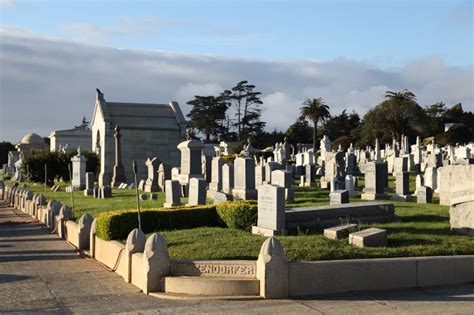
[
  {"xmin": 96, "ymin": 205, "xmax": 220, "ymax": 240},
  {"xmin": 216, "ymin": 200, "xmax": 257, "ymax": 231}
]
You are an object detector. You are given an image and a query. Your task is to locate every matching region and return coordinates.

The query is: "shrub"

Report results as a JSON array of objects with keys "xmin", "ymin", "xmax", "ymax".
[
  {"xmin": 96, "ymin": 205, "xmax": 220, "ymax": 240},
  {"xmin": 216, "ymin": 200, "xmax": 258, "ymax": 231},
  {"xmin": 22, "ymin": 149, "xmax": 99, "ymax": 185}
]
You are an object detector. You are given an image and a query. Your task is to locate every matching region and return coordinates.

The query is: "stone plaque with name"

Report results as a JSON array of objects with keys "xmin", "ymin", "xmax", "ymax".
[{"xmin": 170, "ymin": 260, "xmax": 256, "ymax": 278}]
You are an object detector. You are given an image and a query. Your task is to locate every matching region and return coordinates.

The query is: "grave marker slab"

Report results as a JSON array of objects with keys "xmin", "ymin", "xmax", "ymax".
[{"xmin": 252, "ymin": 184, "xmax": 286, "ymax": 236}]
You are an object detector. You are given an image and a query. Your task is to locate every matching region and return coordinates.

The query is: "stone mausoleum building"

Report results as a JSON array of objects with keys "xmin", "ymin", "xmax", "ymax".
[
  {"xmin": 15, "ymin": 133, "xmax": 49, "ymax": 155},
  {"xmin": 49, "ymin": 118, "xmax": 92, "ymax": 152},
  {"xmin": 91, "ymin": 89, "xmax": 187, "ymax": 186}
]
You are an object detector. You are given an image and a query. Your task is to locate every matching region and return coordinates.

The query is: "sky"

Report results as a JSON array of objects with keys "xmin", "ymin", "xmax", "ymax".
[{"xmin": 0, "ymin": 0, "xmax": 473, "ymax": 142}]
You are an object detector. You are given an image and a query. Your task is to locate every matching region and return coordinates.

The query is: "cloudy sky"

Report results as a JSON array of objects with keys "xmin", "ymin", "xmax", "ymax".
[{"xmin": 0, "ymin": 0, "xmax": 473, "ymax": 143}]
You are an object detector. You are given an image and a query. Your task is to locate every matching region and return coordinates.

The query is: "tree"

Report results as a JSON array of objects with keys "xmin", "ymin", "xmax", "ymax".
[
  {"xmin": 0, "ymin": 141, "xmax": 15, "ymax": 165},
  {"xmin": 299, "ymin": 97, "xmax": 331, "ymax": 152},
  {"xmin": 358, "ymin": 89, "xmax": 427, "ymax": 145},
  {"xmin": 227, "ymin": 81, "xmax": 265, "ymax": 141},
  {"xmin": 186, "ymin": 95, "xmax": 230, "ymax": 142},
  {"xmin": 321, "ymin": 110, "xmax": 360, "ymax": 145},
  {"xmin": 285, "ymin": 116, "xmax": 313, "ymax": 144}
]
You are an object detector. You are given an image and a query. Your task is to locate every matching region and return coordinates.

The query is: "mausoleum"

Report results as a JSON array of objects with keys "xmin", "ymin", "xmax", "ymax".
[{"xmin": 91, "ymin": 89, "xmax": 187, "ymax": 185}]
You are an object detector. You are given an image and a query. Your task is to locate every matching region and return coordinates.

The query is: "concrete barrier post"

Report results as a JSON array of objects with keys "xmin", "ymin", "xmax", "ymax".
[
  {"xmin": 58, "ymin": 205, "xmax": 73, "ymax": 238},
  {"xmin": 78, "ymin": 214, "xmax": 94, "ymax": 250},
  {"xmin": 141, "ymin": 233, "xmax": 170, "ymax": 294},
  {"xmin": 124, "ymin": 228, "xmax": 146, "ymax": 283},
  {"xmin": 257, "ymin": 237, "xmax": 289, "ymax": 299},
  {"xmin": 90, "ymin": 218, "xmax": 97, "ymax": 258}
]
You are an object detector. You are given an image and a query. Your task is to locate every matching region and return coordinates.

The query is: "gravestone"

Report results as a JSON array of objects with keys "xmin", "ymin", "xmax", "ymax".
[
  {"xmin": 177, "ymin": 138, "xmax": 204, "ymax": 184},
  {"xmin": 329, "ymin": 190, "xmax": 349, "ymax": 205},
  {"xmin": 207, "ymin": 156, "xmax": 225, "ymax": 197},
  {"xmin": 395, "ymin": 172, "xmax": 410, "ymax": 196},
  {"xmin": 144, "ymin": 157, "xmax": 161, "ymax": 193},
  {"xmin": 417, "ymin": 186, "xmax": 432, "ymax": 203},
  {"xmin": 349, "ymin": 228, "xmax": 387, "ymax": 247},
  {"xmin": 345, "ymin": 175, "xmax": 356, "ymax": 197},
  {"xmin": 324, "ymin": 224, "xmax": 358, "ymax": 240},
  {"xmin": 187, "ymin": 178, "xmax": 207, "ymax": 206},
  {"xmin": 163, "ymin": 180, "xmax": 181, "ymax": 208},
  {"xmin": 393, "ymin": 156, "xmax": 408, "ymax": 174},
  {"xmin": 252, "ymin": 184, "xmax": 286, "ymax": 236},
  {"xmin": 424, "ymin": 167, "xmax": 438, "ymax": 191},
  {"xmin": 213, "ymin": 191, "xmax": 233, "ymax": 204},
  {"xmin": 158, "ymin": 163, "xmax": 171, "ymax": 192},
  {"xmin": 415, "ymin": 174, "xmax": 423, "ymax": 194},
  {"xmin": 138, "ymin": 179, "xmax": 145, "ymax": 191},
  {"xmin": 361, "ymin": 162, "xmax": 388, "ymax": 200},
  {"xmin": 83, "ymin": 172, "xmax": 94, "ymax": 196},
  {"xmin": 271, "ymin": 169, "xmax": 294, "ymax": 202},
  {"xmin": 255, "ymin": 164, "xmax": 265, "ymax": 187},
  {"xmin": 98, "ymin": 185, "xmax": 112, "ymax": 199},
  {"xmin": 71, "ymin": 148, "xmax": 87, "ymax": 189},
  {"xmin": 232, "ymin": 157, "xmax": 257, "ymax": 200},
  {"xmin": 304, "ymin": 164, "xmax": 315, "ymax": 187},
  {"xmin": 111, "ymin": 125, "xmax": 127, "ymax": 187},
  {"xmin": 222, "ymin": 163, "xmax": 234, "ymax": 194},
  {"xmin": 265, "ymin": 161, "xmax": 282, "ymax": 184}
]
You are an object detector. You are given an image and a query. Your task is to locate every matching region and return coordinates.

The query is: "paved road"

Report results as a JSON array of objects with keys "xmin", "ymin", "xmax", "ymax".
[{"xmin": 1, "ymin": 200, "xmax": 473, "ymax": 314}]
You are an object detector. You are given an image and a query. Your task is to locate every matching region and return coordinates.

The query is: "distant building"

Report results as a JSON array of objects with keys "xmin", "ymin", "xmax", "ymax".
[
  {"xmin": 49, "ymin": 117, "xmax": 92, "ymax": 152},
  {"xmin": 15, "ymin": 133, "xmax": 48, "ymax": 155},
  {"xmin": 91, "ymin": 89, "xmax": 187, "ymax": 186}
]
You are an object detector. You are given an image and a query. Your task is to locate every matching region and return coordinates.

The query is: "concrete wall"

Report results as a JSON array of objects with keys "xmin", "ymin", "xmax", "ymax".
[
  {"xmin": 94, "ymin": 236, "xmax": 126, "ymax": 277},
  {"xmin": 65, "ymin": 221, "xmax": 80, "ymax": 248},
  {"xmin": 288, "ymin": 256, "xmax": 474, "ymax": 297}
]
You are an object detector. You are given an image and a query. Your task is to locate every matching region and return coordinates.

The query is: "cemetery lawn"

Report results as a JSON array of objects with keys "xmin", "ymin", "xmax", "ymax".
[
  {"xmin": 9, "ymin": 176, "xmax": 474, "ymax": 261},
  {"xmin": 158, "ymin": 200, "xmax": 474, "ymax": 261}
]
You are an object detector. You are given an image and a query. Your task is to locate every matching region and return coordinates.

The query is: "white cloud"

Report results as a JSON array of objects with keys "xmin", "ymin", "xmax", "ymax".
[
  {"xmin": 0, "ymin": 0, "xmax": 13, "ymax": 8},
  {"xmin": 0, "ymin": 27, "xmax": 472, "ymax": 142}
]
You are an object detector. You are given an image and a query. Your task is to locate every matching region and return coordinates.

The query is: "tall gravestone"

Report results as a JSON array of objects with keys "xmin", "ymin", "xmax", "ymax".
[
  {"xmin": 252, "ymin": 184, "xmax": 286, "ymax": 236},
  {"xmin": 83, "ymin": 172, "xmax": 94, "ymax": 196},
  {"xmin": 361, "ymin": 161, "xmax": 387, "ymax": 200},
  {"xmin": 394, "ymin": 171, "xmax": 411, "ymax": 201},
  {"xmin": 232, "ymin": 157, "xmax": 257, "ymax": 200},
  {"xmin": 207, "ymin": 156, "xmax": 225, "ymax": 198},
  {"xmin": 424, "ymin": 167, "xmax": 438, "ymax": 191},
  {"xmin": 222, "ymin": 163, "xmax": 234, "ymax": 194},
  {"xmin": 71, "ymin": 148, "xmax": 87, "ymax": 189},
  {"xmin": 177, "ymin": 137, "xmax": 204, "ymax": 185},
  {"xmin": 187, "ymin": 178, "xmax": 207, "ymax": 206},
  {"xmin": 304, "ymin": 164, "xmax": 315, "ymax": 187},
  {"xmin": 158, "ymin": 163, "xmax": 171, "ymax": 192},
  {"xmin": 111, "ymin": 125, "xmax": 127, "ymax": 187},
  {"xmin": 144, "ymin": 157, "xmax": 161, "ymax": 193}
]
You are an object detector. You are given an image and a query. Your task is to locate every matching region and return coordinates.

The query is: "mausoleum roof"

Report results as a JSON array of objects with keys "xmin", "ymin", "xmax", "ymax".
[{"xmin": 20, "ymin": 133, "xmax": 45, "ymax": 145}]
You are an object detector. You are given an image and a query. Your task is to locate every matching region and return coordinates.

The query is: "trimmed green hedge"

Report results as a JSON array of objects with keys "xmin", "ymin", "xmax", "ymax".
[
  {"xmin": 216, "ymin": 200, "xmax": 257, "ymax": 231},
  {"xmin": 96, "ymin": 205, "xmax": 220, "ymax": 240}
]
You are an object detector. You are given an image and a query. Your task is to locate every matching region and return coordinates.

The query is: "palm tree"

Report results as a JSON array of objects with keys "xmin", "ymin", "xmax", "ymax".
[
  {"xmin": 299, "ymin": 97, "xmax": 331, "ymax": 153},
  {"xmin": 384, "ymin": 89, "xmax": 417, "ymax": 103}
]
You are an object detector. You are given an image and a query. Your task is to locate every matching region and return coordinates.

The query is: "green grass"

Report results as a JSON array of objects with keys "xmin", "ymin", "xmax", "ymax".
[{"xmin": 6, "ymin": 174, "xmax": 474, "ymax": 262}]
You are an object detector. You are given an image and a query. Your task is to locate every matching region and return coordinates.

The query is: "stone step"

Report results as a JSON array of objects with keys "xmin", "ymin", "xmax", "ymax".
[{"xmin": 163, "ymin": 276, "xmax": 260, "ymax": 296}]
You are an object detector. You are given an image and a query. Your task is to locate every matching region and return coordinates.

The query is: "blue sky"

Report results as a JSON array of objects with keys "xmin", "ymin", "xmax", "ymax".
[
  {"xmin": 0, "ymin": 0, "xmax": 473, "ymax": 142},
  {"xmin": 1, "ymin": 0, "xmax": 472, "ymax": 67}
]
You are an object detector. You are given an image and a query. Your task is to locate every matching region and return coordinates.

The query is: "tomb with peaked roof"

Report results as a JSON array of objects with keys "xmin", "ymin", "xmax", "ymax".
[{"xmin": 91, "ymin": 89, "xmax": 187, "ymax": 186}]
